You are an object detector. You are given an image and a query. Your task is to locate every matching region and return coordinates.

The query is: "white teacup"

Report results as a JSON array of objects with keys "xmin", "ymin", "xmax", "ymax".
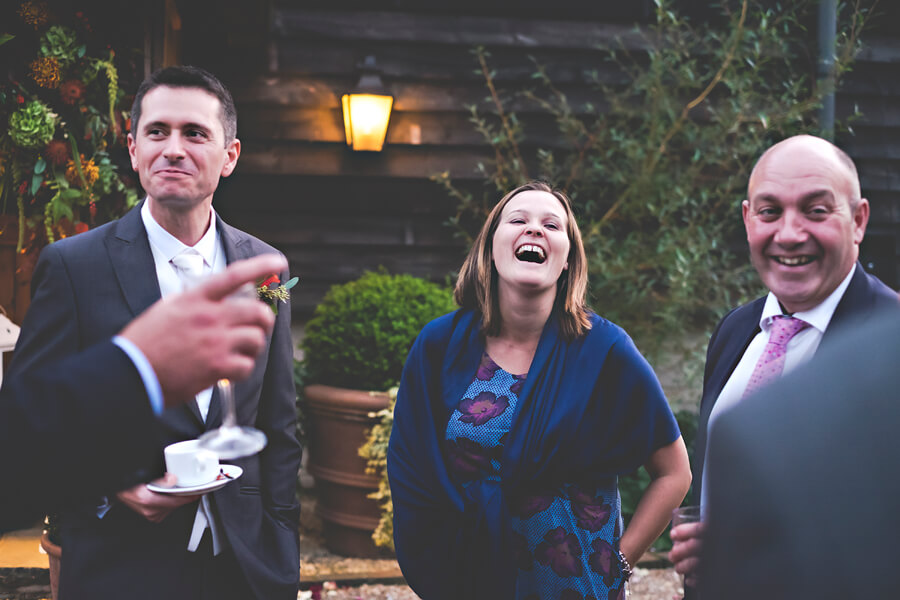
[{"xmin": 164, "ymin": 440, "xmax": 219, "ymax": 487}]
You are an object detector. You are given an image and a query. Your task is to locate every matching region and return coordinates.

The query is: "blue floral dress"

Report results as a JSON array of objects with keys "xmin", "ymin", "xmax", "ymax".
[{"xmin": 444, "ymin": 353, "xmax": 627, "ymax": 600}]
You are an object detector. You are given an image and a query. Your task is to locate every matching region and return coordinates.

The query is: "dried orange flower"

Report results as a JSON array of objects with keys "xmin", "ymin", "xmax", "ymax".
[
  {"xmin": 18, "ymin": 1, "xmax": 49, "ymax": 29},
  {"xmin": 30, "ymin": 57, "xmax": 60, "ymax": 89},
  {"xmin": 65, "ymin": 155, "xmax": 99, "ymax": 188},
  {"xmin": 44, "ymin": 139, "xmax": 70, "ymax": 166},
  {"xmin": 59, "ymin": 79, "xmax": 87, "ymax": 104}
]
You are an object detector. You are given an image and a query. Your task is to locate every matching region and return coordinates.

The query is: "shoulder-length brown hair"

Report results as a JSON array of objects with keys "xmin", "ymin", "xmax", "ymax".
[{"xmin": 454, "ymin": 181, "xmax": 591, "ymax": 340}]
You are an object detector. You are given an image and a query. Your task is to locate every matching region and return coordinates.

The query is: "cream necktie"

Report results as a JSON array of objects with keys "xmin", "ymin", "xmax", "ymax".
[
  {"xmin": 170, "ymin": 249, "xmax": 205, "ymax": 291},
  {"xmin": 170, "ymin": 249, "xmax": 224, "ymax": 555}
]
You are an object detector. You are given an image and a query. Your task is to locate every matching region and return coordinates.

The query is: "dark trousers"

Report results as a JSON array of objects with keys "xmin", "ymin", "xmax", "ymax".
[{"xmin": 182, "ymin": 530, "xmax": 255, "ymax": 600}]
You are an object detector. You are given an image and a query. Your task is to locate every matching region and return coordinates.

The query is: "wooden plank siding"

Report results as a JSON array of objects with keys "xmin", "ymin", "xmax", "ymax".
[
  {"xmin": 197, "ymin": 5, "xmax": 656, "ymax": 318},
  {"xmin": 837, "ymin": 31, "xmax": 900, "ymax": 287},
  {"xmin": 176, "ymin": 1, "xmax": 899, "ymax": 321}
]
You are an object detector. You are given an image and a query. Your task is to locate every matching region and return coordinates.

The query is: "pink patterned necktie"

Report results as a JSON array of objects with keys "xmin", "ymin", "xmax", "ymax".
[{"xmin": 742, "ymin": 315, "xmax": 811, "ymax": 399}]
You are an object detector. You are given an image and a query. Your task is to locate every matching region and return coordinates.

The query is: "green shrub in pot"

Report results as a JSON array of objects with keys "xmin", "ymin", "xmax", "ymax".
[{"xmin": 302, "ymin": 269, "xmax": 457, "ymax": 391}]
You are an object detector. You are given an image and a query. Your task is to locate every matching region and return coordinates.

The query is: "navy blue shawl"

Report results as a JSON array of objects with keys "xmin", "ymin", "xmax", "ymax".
[{"xmin": 387, "ymin": 309, "xmax": 680, "ymax": 599}]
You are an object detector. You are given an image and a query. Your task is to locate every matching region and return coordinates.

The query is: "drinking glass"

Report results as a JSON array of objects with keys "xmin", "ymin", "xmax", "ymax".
[
  {"xmin": 671, "ymin": 505, "xmax": 702, "ymax": 527},
  {"xmin": 197, "ymin": 282, "xmax": 268, "ymax": 459},
  {"xmin": 671, "ymin": 505, "xmax": 703, "ymax": 593}
]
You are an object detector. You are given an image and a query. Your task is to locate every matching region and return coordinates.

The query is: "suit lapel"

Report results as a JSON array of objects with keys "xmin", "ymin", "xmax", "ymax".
[
  {"xmin": 205, "ymin": 215, "xmax": 255, "ymax": 429},
  {"xmin": 693, "ymin": 300, "xmax": 763, "ymax": 503},
  {"xmin": 707, "ymin": 305, "xmax": 763, "ymax": 406},
  {"xmin": 105, "ymin": 203, "xmax": 162, "ymax": 317},
  {"xmin": 820, "ymin": 262, "xmax": 867, "ymax": 349},
  {"xmin": 108, "ymin": 202, "xmax": 208, "ymax": 427}
]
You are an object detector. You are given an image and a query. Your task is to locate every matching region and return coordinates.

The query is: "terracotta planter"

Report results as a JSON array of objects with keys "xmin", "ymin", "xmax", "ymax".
[
  {"xmin": 304, "ymin": 384, "xmax": 391, "ymax": 558},
  {"xmin": 40, "ymin": 532, "xmax": 61, "ymax": 600}
]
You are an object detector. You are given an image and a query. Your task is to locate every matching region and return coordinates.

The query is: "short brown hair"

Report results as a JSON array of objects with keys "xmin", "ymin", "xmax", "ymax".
[
  {"xmin": 454, "ymin": 181, "xmax": 591, "ymax": 340},
  {"xmin": 130, "ymin": 65, "xmax": 237, "ymax": 145}
]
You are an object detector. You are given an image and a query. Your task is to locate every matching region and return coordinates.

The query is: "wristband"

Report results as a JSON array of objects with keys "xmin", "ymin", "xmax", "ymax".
[{"xmin": 616, "ymin": 548, "xmax": 634, "ymax": 581}]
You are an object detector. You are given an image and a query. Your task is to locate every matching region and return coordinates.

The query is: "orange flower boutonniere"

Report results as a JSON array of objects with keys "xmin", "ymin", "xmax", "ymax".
[{"xmin": 257, "ymin": 274, "xmax": 298, "ymax": 315}]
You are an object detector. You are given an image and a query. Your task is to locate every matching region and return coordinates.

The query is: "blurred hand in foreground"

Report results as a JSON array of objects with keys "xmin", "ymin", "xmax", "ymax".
[
  {"xmin": 120, "ymin": 253, "xmax": 287, "ymax": 408},
  {"xmin": 669, "ymin": 521, "xmax": 705, "ymax": 587}
]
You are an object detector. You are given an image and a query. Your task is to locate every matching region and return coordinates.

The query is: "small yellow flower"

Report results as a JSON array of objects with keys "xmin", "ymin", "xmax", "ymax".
[
  {"xmin": 30, "ymin": 57, "xmax": 60, "ymax": 89},
  {"xmin": 18, "ymin": 1, "xmax": 49, "ymax": 29},
  {"xmin": 65, "ymin": 155, "xmax": 99, "ymax": 188}
]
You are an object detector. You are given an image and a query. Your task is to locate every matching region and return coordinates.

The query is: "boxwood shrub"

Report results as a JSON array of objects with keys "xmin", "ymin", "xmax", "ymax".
[{"xmin": 301, "ymin": 270, "xmax": 457, "ymax": 391}]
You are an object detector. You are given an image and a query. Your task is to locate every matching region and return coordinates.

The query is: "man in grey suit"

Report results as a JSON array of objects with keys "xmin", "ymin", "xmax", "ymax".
[
  {"xmin": 701, "ymin": 310, "xmax": 900, "ymax": 600},
  {"xmin": 0, "ymin": 254, "xmax": 284, "ymax": 533},
  {"xmin": 9, "ymin": 66, "xmax": 301, "ymax": 600}
]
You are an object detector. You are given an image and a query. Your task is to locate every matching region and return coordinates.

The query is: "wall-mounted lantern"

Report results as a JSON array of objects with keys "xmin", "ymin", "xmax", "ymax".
[{"xmin": 342, "ymin": 56, "xmax": 393, "ymax": 152}]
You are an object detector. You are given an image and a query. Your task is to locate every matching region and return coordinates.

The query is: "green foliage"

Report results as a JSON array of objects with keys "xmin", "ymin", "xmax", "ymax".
[
  {"xmin": 7, "ymin": 100, "xmax": 55, "ymax": 148},
  {"xmin": 619, "ymin": 409, "xmax": 698, "ymax": 551},
  {"xmin": 302, "ymin": 270, "xmax": 457, "ymax": 391},
  {"xmin": 1, "ymin": 6, "xmax": 138, "ymax": 254},
  {"xmin": 435, "ymin": 0, "xmax": 874, "ymax": 361},
  {"xmin": 358, "ymin": 388, "xmax": 397, "ymax": 550},
  {"xmin": 39, "ymin": 26, "xmax": 79, "ymax": 67}
]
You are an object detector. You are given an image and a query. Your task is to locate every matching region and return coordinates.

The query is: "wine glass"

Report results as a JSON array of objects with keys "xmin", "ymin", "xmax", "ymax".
[{"xmin": 197, "ymin": 282, "xmax": 268, "ymax": 459}]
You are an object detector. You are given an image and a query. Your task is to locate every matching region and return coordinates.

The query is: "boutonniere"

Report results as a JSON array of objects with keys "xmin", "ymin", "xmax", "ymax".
[{"xmin": 257, "ymin": 274, "xmax": 298, "ymax": 315}]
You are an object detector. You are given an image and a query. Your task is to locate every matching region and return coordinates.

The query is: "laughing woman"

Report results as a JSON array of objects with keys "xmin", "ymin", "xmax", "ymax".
[{"xmin": 388, "ymin": 182, "xmax": 691, "ymax": 600}]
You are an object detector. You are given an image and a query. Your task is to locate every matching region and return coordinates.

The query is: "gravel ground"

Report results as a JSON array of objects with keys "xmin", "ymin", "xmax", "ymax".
[
  {"xmin": 300, "ymin": 489, "xmax": 684, "ymax": 600},
  {"xmin": 299, "ymin": 567, "xmax": 683, "ymax": 599}
]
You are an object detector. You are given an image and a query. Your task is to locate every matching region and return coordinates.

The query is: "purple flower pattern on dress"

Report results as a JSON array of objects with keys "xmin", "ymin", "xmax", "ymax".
[
  {"xmin": 509, "ymin": 374, "xmax": 526, "ymax": 396},
  {"xmin": 457, "ymin": 391, "xmax": 509, "ymax": 426},
  {"xmin": 569, "ymin": 484, "xmax": 612, "ymax": 532},
  {"xmin": 588, "ymin": 538, "xmax": 618, "ymax": 587},
  {"xmin": 444, "ymin": 437, "xmax": 492, "ymax": 481},
  {"xmin": 509, "ymin": 491, "xmax": 555, "ymax": 519},
  {"xmin": 476, "ymin": 353, "xmax": 500, "ymax": 380},
  {"xmin": 447, "ymin": 350, "xmax": 625, "ymax": 597},
  {"xmin": 535, "ymin": 526, "xmax": 583, "ymax": 578}
]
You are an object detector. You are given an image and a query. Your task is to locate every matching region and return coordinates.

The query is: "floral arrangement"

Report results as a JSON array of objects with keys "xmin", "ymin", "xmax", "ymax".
[
  {"xmin": 0, "ymin": 2, "xmax": 138, "ymax": 256},
  {"xmin": 256, "ymin": 273, "xmax": 298, "ymax": 315}
]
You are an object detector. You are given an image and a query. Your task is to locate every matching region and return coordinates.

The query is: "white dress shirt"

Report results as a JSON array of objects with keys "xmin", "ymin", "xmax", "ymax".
[
  {"xmin": 700, "ymin": 264, "xmax": 857, "ymax": 511},
  {"xmin": 141, "ymin": 201, "xmax": 227, "ymax": 554}
]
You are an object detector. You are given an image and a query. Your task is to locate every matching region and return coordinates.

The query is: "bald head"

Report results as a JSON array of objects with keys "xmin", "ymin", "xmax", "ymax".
[
  {"xmin": 742, "ymin": 134, "xmax": 870, "ymax": 313},
  {"xmin": 749, "ymin": 135, "xmax": 862, "ymax": 208}
]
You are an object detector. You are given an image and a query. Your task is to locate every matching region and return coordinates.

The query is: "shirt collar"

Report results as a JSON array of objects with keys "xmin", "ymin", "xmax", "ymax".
[
  {"xmin": 141, "ymin": 200, "xmax": 218, "ymax": 266},
  {"xmin": 759, "ymin": 263, "xmax": 857, "ymax": 334}
]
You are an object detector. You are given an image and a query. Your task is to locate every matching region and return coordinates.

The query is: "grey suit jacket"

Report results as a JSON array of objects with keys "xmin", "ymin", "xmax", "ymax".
[
  {"xmin": 8, "ymin": 202, "xmax": 301, "ymax": 600},
  {"xmin": 701, "ymin": 311, "xmax": 900, "ymax": 599}
]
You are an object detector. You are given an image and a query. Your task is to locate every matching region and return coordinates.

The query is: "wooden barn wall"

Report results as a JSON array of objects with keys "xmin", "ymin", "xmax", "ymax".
[
  {"xmin": 837, "ymin": 29, "xmax": 900, "ymax": 288},
  {"xmin": 175, "ymin": 1, "xmax": 899, "ymax": 322}
]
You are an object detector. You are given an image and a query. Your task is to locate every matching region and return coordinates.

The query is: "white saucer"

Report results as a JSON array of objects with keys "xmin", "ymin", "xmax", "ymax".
[{"xmin": 147, "ymin": 465, "xmax": 243, "ymax": 496}]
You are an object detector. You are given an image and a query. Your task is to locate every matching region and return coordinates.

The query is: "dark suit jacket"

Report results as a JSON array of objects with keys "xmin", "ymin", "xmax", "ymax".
[
  {"xmin": 701, "ymin": 311, "xmax": 900, "ymax": 599},
  {"xmin": 692, "ymin": 264, "xmax": 897, "ymax": 504},
  {"xmin": 0, "ymin": 342, "xmax": 163, "ymax": 533},
  {"xmin": 8, "ymin": 203, "xmax": 301, "ymax": 600}
]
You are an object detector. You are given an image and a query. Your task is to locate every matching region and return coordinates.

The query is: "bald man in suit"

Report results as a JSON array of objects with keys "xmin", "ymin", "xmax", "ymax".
[{"xmin": 669, "ymin": 135, "xmax": 898, "ymax": 595}]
